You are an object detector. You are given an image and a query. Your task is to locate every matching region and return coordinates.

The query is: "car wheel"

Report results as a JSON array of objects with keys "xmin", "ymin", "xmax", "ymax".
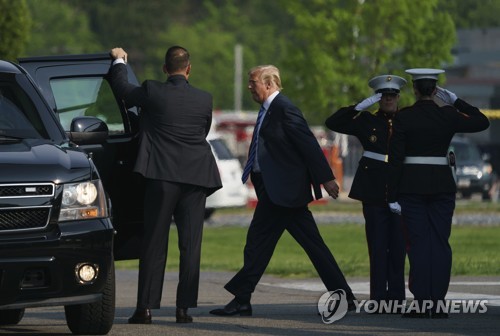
[
  {"xmin": 0, "ymin": 308, "xmax": 25, "ymax": 325},
  {"xmin": 64, "ymin": 262, "xmax": 115, "ymax": 335}
]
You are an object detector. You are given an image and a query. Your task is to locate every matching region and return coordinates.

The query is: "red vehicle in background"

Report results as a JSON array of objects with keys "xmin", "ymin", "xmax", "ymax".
[{"xmin": 212, "ymin": 111, "xmax": 343, "ymax": 207}]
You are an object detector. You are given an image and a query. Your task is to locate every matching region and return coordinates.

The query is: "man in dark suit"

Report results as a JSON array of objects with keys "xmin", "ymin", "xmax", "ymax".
[
  {"xmin": 109, "ymin": 46, "xmax": 222, "ymax": 324},
  {"xmin": 210, "ymin": 65, "xmax": 356, "ymax": 317},
  {"xmin": 325, "ymin": 74, "xmax": 407, "ymax": 310},
  {"xmin": 388, "ymin": 68, "xmax": 489, "ymax": 318}
]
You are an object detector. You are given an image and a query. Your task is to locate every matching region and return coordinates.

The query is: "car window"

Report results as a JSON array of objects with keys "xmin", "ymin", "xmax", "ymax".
[
  {"xmin": 450, "ymin": 142, "xmax": 482, "ymax": 162},
  {"xmin": 209, "ymin": 138, "xmax": 235, "ymax": 160},
  {"xmin": 50, "ymin": 77, "xmax": 124, "ymax": 135},
  {"xmin": 0, "ymin": 83, "xmax": 45, "ymax": 139}
]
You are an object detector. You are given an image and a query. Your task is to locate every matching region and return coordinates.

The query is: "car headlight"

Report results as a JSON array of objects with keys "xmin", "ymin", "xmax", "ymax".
[{"xmin": 59, "ymin": 180, "xmax": 108, "ymax": 221}]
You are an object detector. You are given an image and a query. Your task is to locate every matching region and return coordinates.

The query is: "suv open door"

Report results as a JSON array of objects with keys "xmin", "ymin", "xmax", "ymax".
[{"xmin": 18, "ymin": 54, "xmax": 144, "ymax": 260}]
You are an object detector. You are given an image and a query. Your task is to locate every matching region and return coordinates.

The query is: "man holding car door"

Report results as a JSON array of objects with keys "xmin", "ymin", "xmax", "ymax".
[{"xmin": 109, "ymin": 46, "xmax": 222, "ymax": 324}]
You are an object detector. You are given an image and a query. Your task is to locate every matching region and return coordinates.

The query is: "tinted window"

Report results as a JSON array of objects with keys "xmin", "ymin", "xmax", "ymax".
[
  {"xmin": 0, "ymin": 83, "xmax": 45, "ymax": 139},
  {"xmin": 209, "ymin": 138, "xmax": 234, "ymax": 160},
  {"xmin": 50, "ymin": 77, "xmax": 124, "ymax": 134}
]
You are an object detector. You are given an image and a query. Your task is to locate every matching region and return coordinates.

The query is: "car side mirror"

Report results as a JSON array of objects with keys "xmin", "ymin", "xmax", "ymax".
[{"xmin": 67, "ymin": 116, "xmax": 109, "ymax": 145}]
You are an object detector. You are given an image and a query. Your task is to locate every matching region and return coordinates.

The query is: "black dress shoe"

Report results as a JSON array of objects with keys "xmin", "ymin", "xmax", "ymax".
[
  {"xmin": 128, "ymin": 308, "xmax": 152, "ymax": 324},
  {"xmin": 209, "ymin": 298, "xmax": 252, "ymax": 316},
  {"xmin": 176, "ymin": 307, "xmax": 193, "ymax": 323},
  {"xmin": 347, "ymin": 299, "xmax": 357, "ymax": 312}
]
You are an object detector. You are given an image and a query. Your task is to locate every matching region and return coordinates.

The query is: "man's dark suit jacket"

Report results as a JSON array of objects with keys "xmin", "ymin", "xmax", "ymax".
[
  {"xmin": 257, "ymin": 93, "xmax": 334, "ymax": 207},
  {"xmin": 110, "ymin": 63, "xmax": 222, "ymax": 195}
]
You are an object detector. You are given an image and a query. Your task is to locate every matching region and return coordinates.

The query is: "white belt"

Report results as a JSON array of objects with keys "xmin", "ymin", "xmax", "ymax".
[
  {"xmin": 404, "ymin": 156, "xmax": 448, "ymax": 165},
  {"xmin": 363, "ymin": 151, "xmax": 388, "ymax": 162}
]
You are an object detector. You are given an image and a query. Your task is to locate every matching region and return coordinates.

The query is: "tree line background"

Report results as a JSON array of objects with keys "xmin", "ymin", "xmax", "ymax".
[{"xmin": 2, "ymin": 0, "xmax": 500, "ymax": 125}]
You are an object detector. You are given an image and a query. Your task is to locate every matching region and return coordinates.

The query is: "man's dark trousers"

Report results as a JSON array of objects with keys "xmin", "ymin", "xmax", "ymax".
[
  {"xmin": 224, "ymin": 173, "xmax": 353, "ymax": 302},
  {"xmin": 137, "ymin": 178, "xmax": 206, "ymax": 309}
]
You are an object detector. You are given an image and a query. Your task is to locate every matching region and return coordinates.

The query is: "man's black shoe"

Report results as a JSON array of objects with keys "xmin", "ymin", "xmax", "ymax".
[
  {"xmin": 347, "ymin": 293, "xmax": 357, "ymax": 312},
  {"xmin": 347, "ymin": 299, "xmax": 356, "ymax": 311},
  {"xmin": 128, "ymin": 308, "xmax": 152, "ymax": 324},
  {"xmin": 209, "ymin": 298, "xmax": 252, "ymax": 316},
  {"xmin": 176, "ymin": 307, "xmax": 193, "ymax": 323}
]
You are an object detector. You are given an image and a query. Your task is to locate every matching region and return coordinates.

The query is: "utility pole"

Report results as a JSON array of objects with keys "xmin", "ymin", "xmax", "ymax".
[{"xmin": 234, "ymin": 44, "xmax": 243, "ymax": 112}]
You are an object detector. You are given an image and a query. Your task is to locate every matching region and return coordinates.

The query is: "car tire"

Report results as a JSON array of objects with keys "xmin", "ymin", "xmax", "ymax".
[
  {"xmin": 64, "ymin": 262, "xmax": 115, "ymax": 335},
  {"xmin": 0, "ymin": 308, "xmax": 25, "ymax": 325}
]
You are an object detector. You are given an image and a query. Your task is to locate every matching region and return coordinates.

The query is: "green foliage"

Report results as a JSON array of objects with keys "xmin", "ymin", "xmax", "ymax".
[
  {"xmin": 281, "ymin": 0, "xmax": 455, "ymax": 124},
  {"xmin": 153, "ymin": 0, "xmax": 289, "ymax": 111},
  {"xmin": 24, "ymin": 0, "xmax": 101, "ymax": 56},
  {"xmin": 6, "ymin": 0, "xmax": 500, "ymax": 122},
  {"xmin": 0, "ymin": 0, "xmax": 31, "ymax": 60},
  {"xmin": 438, "ymin": 0, "xmax": 500, "ymax": 28}
]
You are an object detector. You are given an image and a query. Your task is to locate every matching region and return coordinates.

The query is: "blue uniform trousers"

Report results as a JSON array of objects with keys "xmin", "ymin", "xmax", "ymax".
[
  {"xmin": 399, "ymin": 193, "xmax": 455, "ymax": 303},
  {"xmin": 363, "ymin": 203, "xmax": 406, "ymax": 301}
]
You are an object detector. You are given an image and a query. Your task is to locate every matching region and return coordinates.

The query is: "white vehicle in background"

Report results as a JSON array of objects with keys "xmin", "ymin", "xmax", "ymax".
[{"xmin": 206, "ymin": 132, "xmax": 249, "ymax": 219}]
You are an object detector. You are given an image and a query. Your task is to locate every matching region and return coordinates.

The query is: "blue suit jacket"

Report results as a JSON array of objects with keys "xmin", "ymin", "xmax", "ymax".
[{"xmin": 256, "ymin": 93, "xmax": 334, "ymax": 207}]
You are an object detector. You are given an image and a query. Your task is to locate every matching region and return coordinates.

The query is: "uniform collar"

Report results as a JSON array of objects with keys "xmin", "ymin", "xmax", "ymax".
[{"xmin": 376, "ymin": 110, "xmax": 397, "ymax": 120}]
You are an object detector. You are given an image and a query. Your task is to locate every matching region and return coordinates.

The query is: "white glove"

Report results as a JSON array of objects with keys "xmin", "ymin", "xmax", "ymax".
[
  {"xmin": 435, "ymin": 86, "xmax": 457, "ymax": 105},
  {"xmin": 354, "ymin": 93, "xmax": 382, "ymax": 111},
  {"xmin": 388, "ymin": 202, "xmax": 402, "ymax": 215}
]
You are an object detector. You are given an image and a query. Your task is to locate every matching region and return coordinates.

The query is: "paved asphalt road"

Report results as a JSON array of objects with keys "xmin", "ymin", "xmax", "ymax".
[{"xmin": 2, "ymin": 270, "xmax": 499, "ymax": 335}]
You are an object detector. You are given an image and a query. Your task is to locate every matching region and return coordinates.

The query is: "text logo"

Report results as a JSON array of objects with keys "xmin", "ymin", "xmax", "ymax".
[{"xmin": 317, "ymin": 289, "xmax": 348, "ymax": 324}]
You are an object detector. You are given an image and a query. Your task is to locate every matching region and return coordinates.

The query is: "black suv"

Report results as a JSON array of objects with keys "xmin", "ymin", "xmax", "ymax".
[
  {"xmin": 450, "ymin": 135, "xmax": 495, "ymax": 200},
  {"xmin": 0, "ymin": 54, "xmax": 144, "ymax": 334}
]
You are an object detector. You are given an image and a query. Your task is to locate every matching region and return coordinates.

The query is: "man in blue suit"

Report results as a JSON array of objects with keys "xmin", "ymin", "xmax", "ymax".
[{"xmin": 210, "ymin": 65, "xmax": 355, "ymax": 316}]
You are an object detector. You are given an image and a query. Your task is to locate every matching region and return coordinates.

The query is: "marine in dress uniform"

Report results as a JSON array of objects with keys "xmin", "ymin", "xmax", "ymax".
[
  {"xmin": 325, "ymin": 75, "xmax": 407, "ymax": 308},
  {"xmin": 388, "ymin": 68, "xmax": 490, "ymax": 318}
]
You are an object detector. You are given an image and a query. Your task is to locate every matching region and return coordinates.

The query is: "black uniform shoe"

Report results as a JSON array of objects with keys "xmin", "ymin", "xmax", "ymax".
[
  {"xmin": 209, "ymin": 298, "xmax": 252, "ymax": 316},
  {"xmin": 176, "ymin": 307, "xmax": 193, "ymax": 323},
  {"xmin": 128, "ymin": 308, "xmax": 152, "ymax": 324}
]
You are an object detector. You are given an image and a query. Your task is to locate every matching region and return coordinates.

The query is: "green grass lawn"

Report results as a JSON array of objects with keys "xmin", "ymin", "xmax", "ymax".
[
  {"xmin": 215, "ymin": 199, "xmax": 500, "ymax": 215},
  {"xmin": 115, "ymin": 223, "xmax": 500, "ymax": 278}
]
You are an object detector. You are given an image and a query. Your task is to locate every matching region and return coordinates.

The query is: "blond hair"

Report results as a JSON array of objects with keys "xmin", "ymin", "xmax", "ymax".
[{"xmin": 248, "ymin": 65, "xmax": 283, "ymax": 90}]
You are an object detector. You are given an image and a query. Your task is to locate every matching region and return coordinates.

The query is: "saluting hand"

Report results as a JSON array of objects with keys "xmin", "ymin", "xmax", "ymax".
[
  {"xmin": 323, "ymin": 180, "xmax": 340, "ymax": 199},
  {"xmin": 354, "ymin": 93, "xmax": 382, "ymax": 111},
  {"xmin": 435, "ymin": 86, "xmax": 457, "ymax": 105}
]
